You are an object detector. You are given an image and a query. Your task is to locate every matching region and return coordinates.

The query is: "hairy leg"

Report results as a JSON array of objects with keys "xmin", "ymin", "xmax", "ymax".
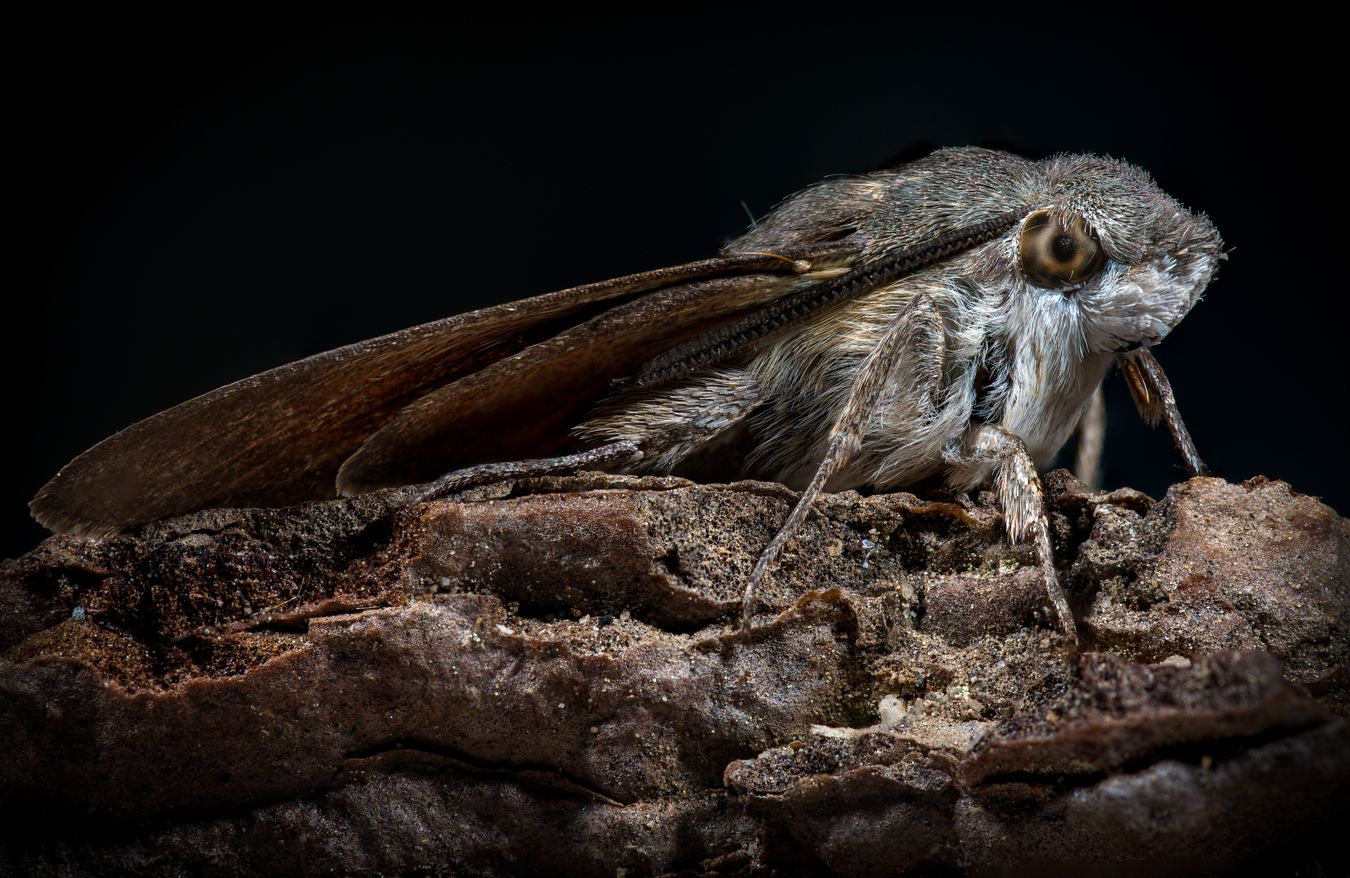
[
  {"xmin": 412, "ymin": 441, "xmax": 645, "ymax": 502},
  {"xmin": 574, "ymin": 370, "xmax": 764, "ymax": 473},
  {"xmin": 739, "ymin": 295, "xmax": 946, "ymax": 635},
  {"xmin": 951, "ymin": 423, "xmax": 1078, "ymax": 651},
  {"xmin": 413, "ymin": 371, "xmax": 765, "ymax": 501}
]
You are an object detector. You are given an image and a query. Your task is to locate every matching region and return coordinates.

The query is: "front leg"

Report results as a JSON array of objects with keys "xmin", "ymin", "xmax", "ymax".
[
  {"xmin": 950, "ymin": 424, "xmax": 1078, "ymax": 652},
  {"xmin": 1119, "ymin": 347, "xmax": 1208, "ymax": 477}
]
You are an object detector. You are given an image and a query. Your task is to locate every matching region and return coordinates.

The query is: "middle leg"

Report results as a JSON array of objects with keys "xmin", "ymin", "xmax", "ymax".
[{"xmin": 1074, "ymin": 383, "xmax": 1106, "ymax": 489}]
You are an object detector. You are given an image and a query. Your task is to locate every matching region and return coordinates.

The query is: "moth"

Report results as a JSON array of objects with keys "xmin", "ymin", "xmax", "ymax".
[{"xmin": 32, "ymin": 147, "xmax": 1222, "ymax": 649}]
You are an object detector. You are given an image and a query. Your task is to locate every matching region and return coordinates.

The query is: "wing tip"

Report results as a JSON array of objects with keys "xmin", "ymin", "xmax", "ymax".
[
  {"xmin": 29, "ymin": 478, "xmax": 123, "ymax": 540},
  {"xmin": 335, "ymin": 453, "xmax": 383, "ymax": 499}
]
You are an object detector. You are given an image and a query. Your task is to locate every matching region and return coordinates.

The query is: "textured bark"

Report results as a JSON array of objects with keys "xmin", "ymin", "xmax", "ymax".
[{"xmin": 1, "ymin": 472, "xmax": 1346, "ymax": 876}]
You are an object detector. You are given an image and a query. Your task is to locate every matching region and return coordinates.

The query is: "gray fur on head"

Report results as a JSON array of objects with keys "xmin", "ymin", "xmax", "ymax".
[{"xmin": 736, "ymin": 147, "xmax": 1223, "ymax": 355}]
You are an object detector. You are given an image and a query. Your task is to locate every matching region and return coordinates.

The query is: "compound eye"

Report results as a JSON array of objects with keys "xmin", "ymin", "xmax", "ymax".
[{"xmin": 1019, "ymin": 209, "xmax": 1106, "ymax": 288}]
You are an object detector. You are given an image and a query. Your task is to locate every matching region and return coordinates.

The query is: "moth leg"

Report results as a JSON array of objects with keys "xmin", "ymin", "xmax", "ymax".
[
  {"xmin": 1073, "ymin": 383, "xmax": 1106, "ymax": 489},
  {"xmin": 411, "ymin": 372, "xmax": 763, "ymax": 505},
  {"xmin": 411, "ymin": 440, "xmax": 644, "ymax": 502},
  {"xmin": 739, "ymin": 295, "xmax": 945, "ymax": 636},
  {"xmin": 1118, "ymin": 348, "xmax": 1208, "ymax": 477},
  {"xmin": 955, "ymin": 424, "xmax": 1078, "ymax": 652},
  {"xmin": 573, "ymin": 370, "xmax": 765, "ymax": 474}
]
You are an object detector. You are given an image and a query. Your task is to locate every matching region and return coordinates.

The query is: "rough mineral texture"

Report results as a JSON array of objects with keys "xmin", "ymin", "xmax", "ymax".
[{"xmin": 1, "ymin": 472, "xmax": 1346, "ymax": 876}]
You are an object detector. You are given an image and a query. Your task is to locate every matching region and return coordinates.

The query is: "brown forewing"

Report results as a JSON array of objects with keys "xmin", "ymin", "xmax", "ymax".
[
  {"xmin": 32, "ymin": 255, "xmax": 815, "ymax": 536},
  {"xmin": 336, "ymin": 271, "xmax": 804, "ymax": 494}
]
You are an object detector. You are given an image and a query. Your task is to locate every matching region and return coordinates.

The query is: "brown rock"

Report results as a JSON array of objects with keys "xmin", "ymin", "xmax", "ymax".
[
  {"xmin": 1076, "ymin": 476, "xmax": 1350, "ymax": 708},
  {"xmin": 1, "ymin": 472, "xmax": 1346, "ymax": 875}
]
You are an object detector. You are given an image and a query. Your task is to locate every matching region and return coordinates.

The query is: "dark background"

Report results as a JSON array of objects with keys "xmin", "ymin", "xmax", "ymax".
[{"xmin": 7, "ymin": 7, "xmax": 1345, "ymax": 560}]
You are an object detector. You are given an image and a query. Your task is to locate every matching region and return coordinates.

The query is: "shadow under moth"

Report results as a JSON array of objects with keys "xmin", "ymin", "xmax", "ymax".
[{"xmin": 32, "ymin": 147, "xmax": 1222, "ymax": 650}]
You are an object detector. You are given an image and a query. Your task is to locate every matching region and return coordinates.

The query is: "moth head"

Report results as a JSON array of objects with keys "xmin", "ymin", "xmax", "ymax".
[{"xmin": 1016, "ymin": 154, "xmax": 1225, "ymax": 354}]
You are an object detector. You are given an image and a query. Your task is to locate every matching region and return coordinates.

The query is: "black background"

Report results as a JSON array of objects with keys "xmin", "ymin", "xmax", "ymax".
[{"xmin": 8, "ymin": 7, "xmax": 1345, "ymax": 560}]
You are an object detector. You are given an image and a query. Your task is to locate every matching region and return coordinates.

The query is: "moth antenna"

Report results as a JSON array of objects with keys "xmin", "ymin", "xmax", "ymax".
[{"xmin": 634, "ymin": 211, "xmax": 1021, "ymax": 389}]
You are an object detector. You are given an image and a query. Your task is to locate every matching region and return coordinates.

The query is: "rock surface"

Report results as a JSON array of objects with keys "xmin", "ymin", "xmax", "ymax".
[{"xmin": 1, "ymin": 472, "xmax": 1346, "ymax": 876}]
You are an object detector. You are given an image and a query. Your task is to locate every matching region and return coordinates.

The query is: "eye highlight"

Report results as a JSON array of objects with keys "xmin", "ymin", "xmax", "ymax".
[{"xmin": 1019, "ymin": 209, "xmax": 1105, "ymax": 288}]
